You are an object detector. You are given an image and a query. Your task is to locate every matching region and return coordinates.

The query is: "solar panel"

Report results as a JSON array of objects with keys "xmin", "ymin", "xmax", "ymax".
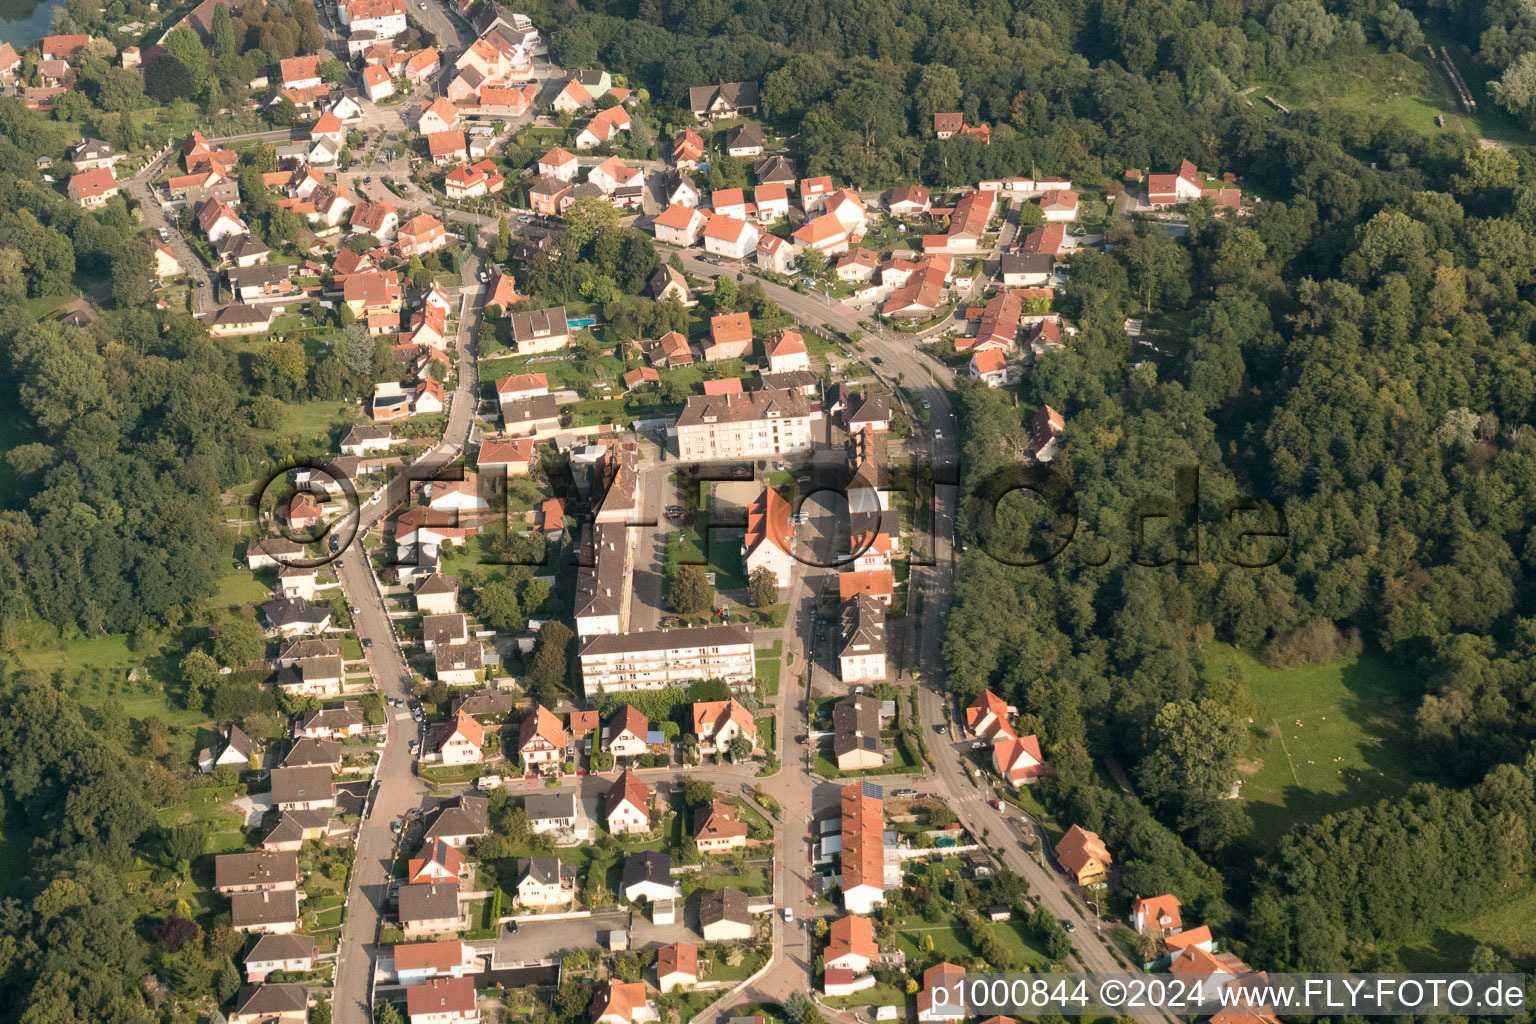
[{"xmin": 861, "ymin": 781, "xmax": 883, "ymax": 800}]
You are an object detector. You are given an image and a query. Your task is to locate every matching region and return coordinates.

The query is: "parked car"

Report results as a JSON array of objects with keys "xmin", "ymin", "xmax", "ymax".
[
  {"xmin": 934, "ymin": 724, "xmax": 948, "ymax": 735},
  {"xmin": 893, "ymin": 788, "xmax": 918, "ymax": 798},
  {"xmin": 782, "ymin": 907, "xmax": 793, "ymax": 923},
  {"xmin": 362, "ymin": 637, "xmax": 373, "ymax": 648},
  {"xmin": 1061, "ymin": 919, "xmax": 1076, "ymax": 933}
]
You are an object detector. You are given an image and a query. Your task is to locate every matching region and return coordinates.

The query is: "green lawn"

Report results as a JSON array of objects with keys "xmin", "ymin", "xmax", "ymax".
[
  {"xmin": 1393, "ymin": 885, "xmax": 1536, "ymax": 970},
  {"xmin": 755, "ymin": 653, "xmax": 782, "ymax": 696},
  {"xmin": 1203, "ymin": 645, "xmax": 1429, "ymax": 843}
]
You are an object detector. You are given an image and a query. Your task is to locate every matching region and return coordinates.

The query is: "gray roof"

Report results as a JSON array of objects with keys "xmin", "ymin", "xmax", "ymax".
[
  {"xmin": 245, "ymin": 933, "xmax": 315, "ymax": 964},
  {"xmin": 622, "ymin": 850, "xmax": 671, "ymax": 891},
  {"xmin": 423, "ymin": 613, "xmax": 468, "ymax": 647},
  {"xmin": 215, "ymin": 303, "xmax": 275, "ymax": 327},
  {"xmin": 215, "ymin": 850, "xmax": 300, "ymax": 890},
  {"xmin": 674, "ymin": 387, "xmax": 811, "ymax": 428},
  {"xmin": 424, "ymin": 794, "xmax": 489, "ymax": 841},
  {"xmin": 752, "ymin": 370, "xmax": 818, "ymax": 392},
  {"xmin": 434, "ymin": 642, "xmax": 482, "ymax": 673},
  {"xmin": 574, "ymin": 523, "xmax": 626, "ymax": 620},
  {"xmin": 698, "ymin": 886, "xmax": 750, "ymax": 926},
  {"xmin": 449, "ymin": 690, "xmax": 513, "ymax": 717},
  {"xmin": 415, "ymin": 572, "xmax": 459, "ymax": 596},
  {"xmin": 524, "ymin": 791, "xmax": 577, "ymax": 821},
  {"xmin": 518, "ymin": 855, "xmax": 577, "ymax": 886},
  {"xmin": 1001, "ymin": 252, "xmax": 1055, "ymax": 276},
  {"xmin": 398, "ymin": 881, "xmax": 460, "ymax": 922},
  {"xmin": 228, "ymin": 263, "xmax": 292, "ymax": 290},
  {"xmin": 832, "ymin": 691, "xmax": 882, "ymax": 759},
  {"xmin": 341, "ymin": 424, "xmax": 392, "ymax": 447},
  {"xmin": 579, "ymin": 623, "xmax": 752, "ymax": 657},
  {"xmin": 220, "ymin": 723, "xmax": 254, "ymax": 760},
  {"xmin": 280, "ymin": 737, "xmax": 342, "ymax": 768},
  {"xmin": 510, "ymin": 305, "xmax": 568, "ymax": 343},
  {"xmin": 261, "ymin": 813, "xmax": 307, "ymax": 848},
  {"xmin": 294, "ymin": 700, "xmax": 362, "ymax": 732},
  {"xmin": 501, "ymin": 395, "xmax": 560, "ymax": 424},
  {"xmin": 250, "ymin": 537, "xmax": 305, "ymax": 560},
  {"xmin": 232, "ymin": 983, "xmax": 308, "ymax": 1016},
  {"xmin": 270, "ymin": 765, "xmax": 334, "ymax": 806},
  {"xmin": 528, "ymin": 174, "xmax": 570, "ymax": 198},
  {"xmin": 847, "ymin": 392, "xmax": 891, "ymax": 426},
  {"xmin": 230, "ymin": 889, "xmax": 300, "ymax": 927},
  {"xmin": 753, "ymin": 155, "xmax": 796, "ymax": 184},
  {"xmin": 688, "ymin": 81, "xmax": 759, "ymax": 114},
  {"xmin": 261, "ymin": 597, "xmax": 330, "ymax": 628},
  {"xmin": 215, "ymin": 232, "xmax": 271, "ymax": 260},
  {"xmin": 726, "ymin": 123, "xmax": 764, "ymax": 149}
]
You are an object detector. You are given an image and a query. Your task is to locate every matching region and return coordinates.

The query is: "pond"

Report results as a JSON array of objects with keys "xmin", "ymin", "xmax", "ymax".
[{"xmin": 0, "ymin": 0, "xmax": 62, "ymax": 48}]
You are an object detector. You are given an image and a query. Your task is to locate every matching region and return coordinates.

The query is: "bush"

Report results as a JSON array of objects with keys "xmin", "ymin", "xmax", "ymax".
[{"xmin": 1261, "ymin": 618, "xmax": 1363, "ymax": 668}]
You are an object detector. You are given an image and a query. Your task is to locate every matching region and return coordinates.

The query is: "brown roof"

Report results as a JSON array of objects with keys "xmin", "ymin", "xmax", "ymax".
[
  {"xmin": 394, "ymin": 939, "xmax": 466, "ymax": 971},
  {"xmin": 840, "ymin": 780, "xmax": 884, "ymax": 893},
  {"xmin": 230, "ymin": 889, "xmax": 300, "ymax": 927},
  {"xmin": 693, "ymin": 799, "xmax": 749, "ymax": 842},
  {"xmin": 827, "ymin": 914, "xmax": 877, "ymax": 962},
  {"xmin": 518, "ymin": 705, "xmax": 568, "ymax": 752},
  {"xmin": 406, "ymin": 977, "xmax": 476, "ymax": 1016},
  {"xmin": 607, "ymin": 704, "xmax": 650, "ymax": 742},
  {"xmin": 215, "ymin": 850, "xmax": 299, "ymax": 890},
  {"xmin": 674, "ymin": 388, "xmax": 811, "ymax": 428},
  {"xmin": 1054, "ymin": 824, "xmax": 1112, "ymax": 877},
  {"xmin": 608, "ymin": 768, "xmax": 650, "ymax": 818},
  {"xmin": 691, "ymin": 698, "xmax": 757, "ymax": 742},
  {"xmin": 657, "ymin": 941, "xmax": 698, "ymax": 979}
]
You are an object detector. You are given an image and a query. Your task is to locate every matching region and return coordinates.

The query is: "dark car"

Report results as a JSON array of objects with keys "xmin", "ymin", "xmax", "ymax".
[
  {"xmin": 872, "ymin": 356, "xmax": 884, "ymax": 365},
  {"xmin": 362, "ymin": 637, "xmax": 373, "ymax": 648}
]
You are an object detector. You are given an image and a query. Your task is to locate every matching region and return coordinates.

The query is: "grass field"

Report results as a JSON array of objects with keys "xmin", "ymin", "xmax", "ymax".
[
  {"xmin": 1391, "ymin": 885, "xmax": 1536, "ymax": 970},
  {"xmin": 755, "ymin": 652, "xmax": 782, "ymax": 696},
  {"xmin": 1203, "ymin": 645, "xmax": 1429, "ymax": 843},
  {"xmin": 891, "ymin": 909, "xmax": 1052, "ymax": 970}
]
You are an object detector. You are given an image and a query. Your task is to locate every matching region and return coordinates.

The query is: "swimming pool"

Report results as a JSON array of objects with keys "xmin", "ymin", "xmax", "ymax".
[{"xmin": 567, "ymin": 317, "xmax": 597, "ymax": 328}]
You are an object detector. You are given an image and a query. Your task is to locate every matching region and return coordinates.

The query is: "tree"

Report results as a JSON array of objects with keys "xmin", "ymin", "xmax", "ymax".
[
  {"xmin": 478, "ymin": 579, "xmax": 524, "ymax": 632},
  {"xmin": 669, "ymin": 564, "xmax": 713, "ymax": 615},
  {"xmin": 344, "ymin": 323, "xmax": 375, "ymax": 378},
  {"xmin": 153, "ymin": 915, "xmax": 201, "ymax": 952},
  {"xmin": 529, "ymin": 620, "xmax": 573, "ymax": 706},
  {"xmin": 162, "ymin": 26, "xmax": 209, "ymax": 93},
  {"xmin": 728, "ymin": 734, "xmax": 753, "ymax": 762},
  {"xmin": 180, "ymin": 649, "xmax": 218, "ymax": 711},
  {"xmin": 555, "ymin": 981, "xmax": 590, "ymax": 1019},
  {"xmin": 213, "ymin": 618, "xmax": 265, "ymax": 669},
  {"xmin": 1137, "ymin": 700, "xmax": 1241, "ymax": 809},
  {"xmin": 797, "ymin": 246, "xmax": 827, "ymax": 277},
  {"xmin": 747, "ymin": 567, "xmax": 778, "ymax": 611},
  {"xmin": 211, "ymin": 2, "xmax": 237, "ymax": 56},
  {"xmin": 214, "ymin": 958, "xmax": 241, "ymax": 1002},
  {"xmin": 712, "ymin": 274, "xmax": 737, "ymax": 310},
  {"xmin": 111, "ymin": 243, "xmax": 157, "ymax": 309},
  {"xmin": 374, "ymin": 1000, "xmax": 404, "ymax": 1024},
  {"xmin": 682, "ymin": 778, "xmax": 715, "ymax": 805}
]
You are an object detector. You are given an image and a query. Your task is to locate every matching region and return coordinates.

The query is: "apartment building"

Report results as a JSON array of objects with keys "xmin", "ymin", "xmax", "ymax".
[
  {"xmin": 674, "ymin": 388, "xmax": 815, "ymax": 462},
  {"xmin": 578, "ymin": 625, "xmax": 754, "ymax": 697}
]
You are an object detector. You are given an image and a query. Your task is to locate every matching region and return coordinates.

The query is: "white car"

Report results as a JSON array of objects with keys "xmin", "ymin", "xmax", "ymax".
[
  {"xmin": 782, "ymin": 907, "xmax": 793, "ymax": 923},
  {"xmin": 934, "ymin": 430, "xmax": 944, "ymax": 439}
]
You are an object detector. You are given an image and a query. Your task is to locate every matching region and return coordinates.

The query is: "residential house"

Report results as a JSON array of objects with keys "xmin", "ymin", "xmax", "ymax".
[
  {"xmin": 537, "ymin": 145, "xmax": 578, "ymax": 181},
  {"xmin": 1147, "ymin": 160, "xmax": 1204, "ymax": 206},
  {"xmin": 590, "ymin": 980, "xmax": 654, "ymax": 1024},
  {"xmin": 606, "ymin": 768, "xmax": 651, "ymax": 835},
  {"xmin": 280, "ymin": 55, "xmax": 323, "ymax": 90},
  {"xmin": 414, "ymin": 573, "xmax": 460, "ymax": 615},
  {"xmin": 832, "ymin": 691, "xmax": 883, "ymax": 770},
  {"xmin": 754, "ymin": 154, "xmax": 796, "ymax": 186},
  {"xmin": 398, "ymin": 882, "xmax": 467, "ymax": 939},
  {"xmin": 1032, "ymin": 404, "xmax": 1065, "ymax": 462},
  {"xmin": 753, "ymin": 181, "xmax": 789, "ymax": 223},
  {"xmin": 588, "ymin": 156, "xmax": 642, "ymax": 193},
  {"xmin": 698, "ymin": 887, "xmax": 752, "ymax": 941},
  {"xmin": 838, "ymin": 595, "xmax": 887, "ymax": 683},
  {"xmin": 231, "ymin": 889, "xmax": 302, "ymax": 934},
  {"xmin": 1000, "ymin": 252, "xmax": 1054, "ymax": 287},
  {"xmin": 435, "ymin": 711, "xmax": 484, "ymax": 764},
  {"xmin": 1039, "ymin": 187, "xmax": 1079, "ymax": 221},
  {"xmin": 406, "ymin": 976, "xmax": 478, "ymax": 1024},
  {"xmin": 277, "ymin": 654, "xmax": 343, "ymax": 697},
  {"xmin": 1131, "ymin": 894, "xmax": 1183, "ymax": 937},
  {"xmin": 845, "ymin": 392, "xmax": 891, "ymax": 433},
  {"xmin": 525, "ymin": 791, "xmax": 583, "ymax": 836},
  {"xmin": 742, "ymin": 485, "xmax": 793, "ymax": 591},
  {"xmin": 922, "ymin": 189, "xmax": 994, "ymax": 253},
  {"xmin": 1055, "ymin": 824, "xmax": 1112, "ymax": 886},
  {"xmin": 261, "ymin": 597, "xmax": 332, "ymax": 636},
  {"xmin": 477, "ymin": 436, "xmax": 536, "ymax": 475},
  {"xmin": 229, "ymin": 263, "xmax": 298, "ymax": 303},
  {"xmin": 408, "ymin": 838, "xmax": 470, "ymax": 884},
  {"xmin": 434, "ymin": 643, "xmax": 483, "ymax": 686},
  {"xmin": 363, "ymin": 63, "xmax": 394, "ymax": 100},
  {"xmin": 293, "ymin": 701, "xmax": 363, "ymax": 737},
  {"xmin": 427, "ymin": 130, "xmax": 469, "ymax": 166},
  {"xmin": 965, "ymin": 690, "xmax": 1015, "ymax": 740},
  {"xmin": 510, "ymin": 305, "xmax": 570, "ymax": 354},
  {"xmin": 993, "ymin": 731, "xmax": 1045, "ymax": 785},
  {"xmin": 834, "ymin": 248, "xmax": 878, "ymax": 284},
  {"xmin": 724, "ymin": 122, "xmax": 764, "ymax": 158},
  {"xmin": 622, "ymin": 851, "xmax": 674, "ymax": 904},
  {"xmin": 704, "ymin": 311, "xmax": 753, "ymax": 362},
  {"xmin": 229, "ymin": 984, "xmax": 308, "ymax": 1024},
  {"xmin": 423, "ymin": 794, "xmax": 490, "ymax": 847},
  {"xmin": 150, "ymin": 238, "xmax": 182, "ymax": 278},
  {"xmin": 244, "ymin": 935, "xmax": 316, "ymax": 982},
  {"xmin": 969, "ymin": 349, "xmax": 1008, "ymax": 387},
  {"xmin": 756, "ymin": 234, "xmax": 794, "ymax": 274},
  {"xmin": 395, "ymin": 941, "xmax": 477, "ymax": 985},
  {"xmin": 514, "ymin": 856, "xmax": 578, "ymax": 908},
  {"xmin": 693, "ymin": 799, "xmax": 749, "ymax": 853},
  {"xmin": 215, "ymin": 851, "xmax": 300, "ymax": 895},
  {"xmin": 656, "ymin": 942, "xmax": 698, "ymax": 993},
  {"xmin": 271, "ymin": 765, "xmax": 335, "ymax": 813},
  {"xmin": 838, "ymin": 569, "xmax": 893, "ymax": 605},
  {"xmin": 653, "ymin": 203, "xmax": 708, "ymax": 247},
  {"xmin": 646, "ymin": 331, "xmax": 695, "ymax": 368},
  {"xmin": 605, "ymin": 705, "xmax": 650, "ymax": 758},
  {"xmin": 916, "ymin": 963, "xmax": 967, "ymax": 1022},
  {"xmin": 888, "ymin": 185, "xmax": 931, "ymax": 217},
  {"xmin": 418, "ymin": 96, "xmax": 460, "ymax": 135},
  {"xmin": 840, "ymin": 780, "xmax": 886, "ymax": 913},
  {"xmin": 689, "ymin": 81, "xmax": 759, "ymax": 119},
  {"xmin": 517, "ymin": 705, "xmax": 569, "ymax": 770},
  {"xmin": 764, "ymin": 328, "xmax": 809, "ymax": 372},
  {"xmin": 701, "ymin": 213, "xmax": 758, "ymax": 260},
  {"xmin": 826, "ymin": 914, "xmax": 877, "ymax": 972},
  {"xmin": 650, "ymin": 264, "xmax": 694, "ymax": 306},
  {"xmin": 791, "ymin": 212, "xmax": 849, "ymax": 256},
  {"xmin": 501, "ymin": 394, "xmax": 561, "ymax": 436},
  {"xmin": 692, "ymin": 698, "xmax": 757, "ymax": 752},
  {"xmin": 398, "ymin": 214, "xmax": 448, "ymax": 256},
  {"xmin": 551, "ymin": 76, "xmax": 592, "ymax": 112},
  {"xmin": 575, "ymin": 105, "xmax": 630, "ymax": 149},
  {"xmin": 528, "ymin": 174, "xmax": 571, "ymax": 217},
  {"xmin": 199, "ymin": 198, "xmax": 247, "ymax": 243}
]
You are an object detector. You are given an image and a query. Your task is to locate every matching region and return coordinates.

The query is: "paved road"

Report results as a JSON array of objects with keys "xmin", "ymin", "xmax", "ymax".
[
  {"xmin": 329, "ymin": 213, "xmax": 486, "ymax": 1024},
  {"xmin": 123, "ymin": 147, "xmax": 217, "ymax": 315}
]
